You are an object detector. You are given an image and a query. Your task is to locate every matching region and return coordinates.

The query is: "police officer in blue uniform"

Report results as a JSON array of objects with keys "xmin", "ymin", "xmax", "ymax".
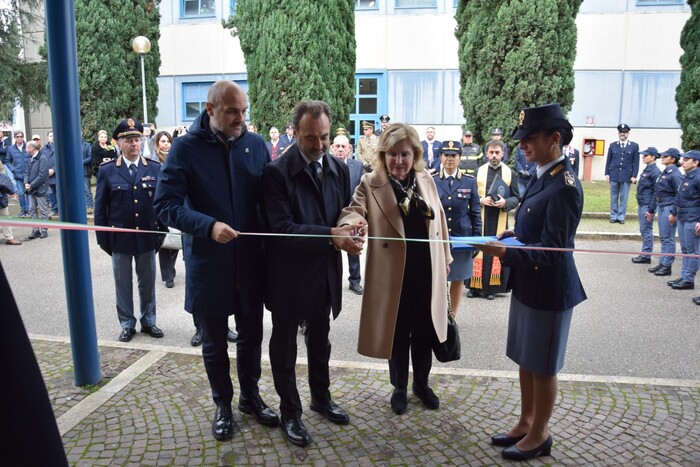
[
  {"xmin": 434, "ymin": 140, "xmax": 481, "ymax": 316},
  {"xmin": 605, "ymin": 123, "xmax": 640, "ymax": 224},
  {"xmin": 631, "ymin": 147, "xmax": 662, "ymax": 264},
  {"xmin": 95, "ymin": 118, "xmax": 165, "ymax": 342},
  {"xmin": 514, "ymin": 145, "xmax": 537, "ymax": 196},
  {"xmin": 667, "ymin": 150, "xmax": 700, "ymax": 290},
  {"xmin": 647, "ymin": 148, "xmax": 683, "ymax": 277}
]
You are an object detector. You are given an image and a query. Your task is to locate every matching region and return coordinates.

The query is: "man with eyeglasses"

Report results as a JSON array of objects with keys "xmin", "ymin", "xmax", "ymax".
[
  {"xmin": 95, "ymin": 117, "xmax": 165, "ymax": 343},
  {"xmin": 6, "ymin": 131, "xmax": 30, "ymax": 217}
]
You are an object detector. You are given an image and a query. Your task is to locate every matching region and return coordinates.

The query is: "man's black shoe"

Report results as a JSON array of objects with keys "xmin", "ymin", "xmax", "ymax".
[
  {"xmin": 631, "ymin": 255, "xmax": 651, "ymax": 264},
  {"xmin": 141, "ymin": 325, "xmax": 164, "ymax": 338},
  {"xmin": 309, "ymin": 400, "xmax": 350, "ymax": 425},
  {"xmin": 227, "ymin": 328, "xmax": 238, "ymax": 343},
  {"xmin": 667, "ymin": 277, "xmax": 683, "ymax": 286},
  {"xmin": 39, "ymin": 231, "xmax": 48, "ymax": 239},
  {"xmin": 467, "ymin": 289, "xmax": 478, "ymax": 298},
  {"xmin": 692, "ymin": 296, "xmax": 700, "ymax": 305},
  {"xmin": 238, "ymin": 394, "xmax": 279, "ymax": 427},
  {"xmin": 654, "ymin": 266, "xmax": 672, "ymax": 276},
  {"xmin": 118, "ymin": 328, "xmax": 135, "ymax": 342},
  {"xmin": 648, "ymin": 265, "xmax": 662, "ymax": 273},
  {"xmin": 190, "ymin": 328, "xmax": 202, "ymax": 347},
  {"xmin": 619, "ymin": 219, "xmax": 625, "ymax": 224},
  {"xmin": 280, "ymin": 417, "xmax": 312, "ymax": 447},
  {"xmin": 485, "ymin": 294, "xmax": 496, "ymax": 300},
  {"xmin": 671, "ymin": 280, "xmax": 695, "ymax": 290},
  {"xmin": 349, "ymin": 283, "xmax": 364, "ymax": 295},
  {"xmin": 212, "ymin": 404, "xmax": 234, "ymax": 441},
  {"xmin": 610, "ymin": 219, "xmax": 616, "ymax": 223}
]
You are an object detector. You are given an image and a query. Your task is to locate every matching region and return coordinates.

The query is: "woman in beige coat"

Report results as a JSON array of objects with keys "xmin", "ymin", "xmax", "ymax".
[{"xmin": 337, "ymin": 123, "xmax": 452, "ymax": 415}]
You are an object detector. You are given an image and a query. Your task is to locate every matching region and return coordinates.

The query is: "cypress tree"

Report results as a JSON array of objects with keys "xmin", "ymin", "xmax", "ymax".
[
  {"xmin": 225, "ymin": 0, "xmax": 356, "ymax": 136},
  {"xmin": 456, "ymin": 0, "xmax": 582, "ymax": 150},
  {"xmin": 677, "ymin": 0, "xmax": 700, "ymax": 150},
  {"xmin": 75, "ymin": 0, "xmax": 161, "ymax": 139}
]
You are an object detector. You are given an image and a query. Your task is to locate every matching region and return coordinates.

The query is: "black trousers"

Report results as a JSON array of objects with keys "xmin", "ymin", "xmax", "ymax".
[
  {"xmin": 388, "ymin": 301, "xmax": 433, "ymax": 392},
  {"xmin": 157, "ymin": 248, "xmax": 178, "ymax": 282},
  {"xmin": 269, "ymin": 311, "xmax": 332, "ymax": 420},
  {"xmin": 196, "ymin": 306, "xmax": 263, "ymax": 406}
]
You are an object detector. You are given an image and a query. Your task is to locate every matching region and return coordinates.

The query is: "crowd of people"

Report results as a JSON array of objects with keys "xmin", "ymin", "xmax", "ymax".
[{"xmin": 1, "ymin": 80, "xmax": 697, "ymax": 460}]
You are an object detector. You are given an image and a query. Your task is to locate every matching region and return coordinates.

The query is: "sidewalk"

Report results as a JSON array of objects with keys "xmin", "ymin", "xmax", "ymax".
[{"xmin": 34, "ymin": 337, "xmax": 699, "ymax": 466}]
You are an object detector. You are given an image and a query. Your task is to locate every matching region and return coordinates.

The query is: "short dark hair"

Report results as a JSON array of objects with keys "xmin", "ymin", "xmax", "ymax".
[
  {"xmin": 292, "ymin": 100, "xmax": 333, "ymax": 130},
  {"xmin": 484, "ymin": 139, "xmax": 506, "ymax": 154}
]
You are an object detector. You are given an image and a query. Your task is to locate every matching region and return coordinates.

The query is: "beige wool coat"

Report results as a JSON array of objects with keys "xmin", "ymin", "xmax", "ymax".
[{"xmin": 337, "ymin": 168, "xmax": 453, "ymax": 359}]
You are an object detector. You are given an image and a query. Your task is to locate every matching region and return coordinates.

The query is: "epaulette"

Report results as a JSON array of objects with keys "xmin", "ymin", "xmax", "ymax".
[
  {"xmin": 100, "ymin": 158, "xmax": 116, "ymax": 166},
  {"xmin": 563, "ymin": 171, "xmax": 576, "ymax": 187}
]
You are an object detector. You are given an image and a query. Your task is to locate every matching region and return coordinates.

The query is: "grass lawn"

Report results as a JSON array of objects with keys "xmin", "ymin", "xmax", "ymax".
[{"xmin": 581, "ymin": 180, "xmax": 638, "ymax": 214}]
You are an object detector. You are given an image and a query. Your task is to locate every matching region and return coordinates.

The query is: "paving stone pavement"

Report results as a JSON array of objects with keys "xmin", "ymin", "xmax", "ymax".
[{"xmin": 32, "ymin": 339, "xmax": 699, "ymax": 466}]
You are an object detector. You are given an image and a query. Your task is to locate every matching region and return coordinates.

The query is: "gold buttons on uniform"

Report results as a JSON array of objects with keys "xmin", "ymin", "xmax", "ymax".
[
  {"xmin": 133, "ymin": 186, "xmax": 137, "ymax": 190},
  {"xmin": 527, "ymin": 208, "xmax": 531, "ymax": 212},
  {"xmin": 135, "ymin": 213, "xmax": 139, "ymax": 217},
  {"xmin": 134, "ymin": 199, "xmax": 138, "ymax": 203}
]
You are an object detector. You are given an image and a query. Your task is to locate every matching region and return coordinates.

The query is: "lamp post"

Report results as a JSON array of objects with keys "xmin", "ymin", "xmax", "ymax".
[{"xmin": 131, "ymin": 36, "xmax": 151, "ymax": 124}]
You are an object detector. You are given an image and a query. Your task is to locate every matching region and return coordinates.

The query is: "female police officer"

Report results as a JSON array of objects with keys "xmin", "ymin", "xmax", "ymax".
[{"xmin": 474, "ymin": 104, "xmax": 586, "ymax": 461}]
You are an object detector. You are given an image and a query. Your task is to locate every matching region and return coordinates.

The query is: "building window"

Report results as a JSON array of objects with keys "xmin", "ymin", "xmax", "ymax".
[
  {"xmin": 230, "ymin": 0, "xmax": 236, "ymax": 14},
  {"xmin": 636, "ymin": 0, "xmax": 684, "ymax": 4},
  {"xmin": 395, "ymin": 0, "xmax": 437, "ymax": 8},
  {"xmin": 356, "ymin": 0, "xmax": 378, "ymax": 9},
  {"xmin": 183, "ymin": 82, "xmax": 213, "ymax": 120},
  {"xmin": 349, "ymin": 73, "xmax": 385, "ymax": 149},
  {"xmin": 181, "ymin": 0, "xmax": 216, "ymax": 18}
]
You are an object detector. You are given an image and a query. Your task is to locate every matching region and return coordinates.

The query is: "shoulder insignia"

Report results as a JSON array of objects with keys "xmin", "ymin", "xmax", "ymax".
[
  {"xmin": 550, "ymin": 165, "xmax": 564, "ymax": 177},
  {"xmin": 564, "ymin": 171, "xmax": 575, "ymax": 186},
  {"xmin": 115, "ymin": 155, "xmax": 123, "ymax": 167},
  {"xmin": 465, "ymin": 173, "xmax": 475, "ymax": 178},
  {"xmin": 100, "ymin": 159, "xmax": 115, "ymax": 166}
]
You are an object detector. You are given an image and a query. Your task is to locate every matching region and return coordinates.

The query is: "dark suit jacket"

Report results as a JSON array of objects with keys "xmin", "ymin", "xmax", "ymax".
[
  {"xmin": 502, "ymin": 158, "xmax": 587, "ymax": 311},
  {"xmin": 605, "ymin": 141, "xmax": 639, "ymax": 182},
  {"xmin": 24, "ymin": 153, "xmax": 49, "ymax": 196},
  {"xmin": 262, "ymin": 145, "xmax": 351, "ymax": 319},
  {"xmin": 421, "ymin": 139, "xmax": 441, "ymax": 173},
  {"xmin": 154, "ymin": 110, "xmax": 269, "ymax": 317},
  {"xmin": 346, "ymin": 157, "xmax": 364, "ymax": 196},
  {"xmin": 94, "ymin": 155, "xmax": 162, "ymax": 256},
  {"xmin": 567, "ymin": 148, "xmax": 580, "ymax": 177}
]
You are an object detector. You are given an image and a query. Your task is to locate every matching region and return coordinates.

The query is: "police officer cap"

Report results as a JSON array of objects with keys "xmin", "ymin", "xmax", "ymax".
[
  {"xmin": 640, "ymin": 147, "xmax": 659, "ymax": 157},
  {"xmin": 379, "ymin": 115, "xmax": 390, "ymax": 123},
  {"xmin": 335, "ymin": 127, "xmax": 348, "ymax": 136},
  {"xmin": 617, "ymin": 123, "xmax": 631, "ymax": 133},
  {"xmin": 285, "ymin": 122, "xmax": 293, "ymax": 130},
  {"xmin": 660, "ymin": 148, "xmax": 681, "ymax": 159},
  {"xmin": 682, "ymin": 149, "xmax": 700, "ymax": 161},
  {"xmin": 113, "ymin": 117, "xmax": 143, "ymax": 140},
  {"xmin": 491, "ymin": 128, "xmax": 503, "ymax": 136},
  {"xmin": 463, "ymin": 130, "xmax": 474, "ymax": 136},
  {"xmin": 441, "ymin": 140, "xmax": 462, "ymax": 155},
  {"xmin": 511, "ymin": 103, "xmax": 573, "ymax": 141},
  {"xmin": 362, "ymin": 120, "xmax": 375, "ymax": 130}
]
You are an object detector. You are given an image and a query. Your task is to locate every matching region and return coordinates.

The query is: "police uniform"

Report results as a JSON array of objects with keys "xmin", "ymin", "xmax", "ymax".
[
  {"xmin": 94, "ymin": 118, "xmax": 164, "ymax": 341},
  {"xmin": 605, "ymin": 123, "xmax": 640, "ymax": 223},
  {"xmin": 434, "ymin": 140, "xmax": 482, "ymax": 281},
  {"xmin": 648, "ymin": 148, "xmax": 683, "ymax": 274},
  {"xmin": 669, "ymin": 150, "xmax": 700, "ymax": 288},
  {"xmin": 632, "ymin": 147, "xmax": 662, "ymax": 263},
  {"xmin": 357, "ymin": 120, "xmax": 379, "ymax": 167},
  {"xmin": 375, "ymin": 114, "xmax": 390, "ymax": 137}
]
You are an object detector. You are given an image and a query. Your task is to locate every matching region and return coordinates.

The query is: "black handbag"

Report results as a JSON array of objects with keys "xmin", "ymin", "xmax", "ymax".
[{"xmin": 433, "ymin": 289, "xmax": 461, "ymax": 363}]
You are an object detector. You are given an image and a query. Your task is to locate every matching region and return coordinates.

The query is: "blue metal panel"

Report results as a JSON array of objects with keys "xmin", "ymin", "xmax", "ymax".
[
  {"xmin": 569, "ymin": 71, "xmax": 624, "ymax": 128},
  {"xmin": 620, "ymin": 71, "xmax": 681, "ymax": 128},
  {"xmin": 388, "ymin": 70, "xmax": 443, "ymax": 124}
]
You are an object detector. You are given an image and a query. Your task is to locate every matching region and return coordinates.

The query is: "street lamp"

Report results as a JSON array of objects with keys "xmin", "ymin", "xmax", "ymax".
[{"xmin": 131, "ymin": 36, "xmax": 151, "ymax": 125}]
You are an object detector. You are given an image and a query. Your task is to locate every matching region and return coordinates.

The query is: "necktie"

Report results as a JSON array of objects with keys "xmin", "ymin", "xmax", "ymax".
[
  {"xmin": 448, "ymin": 176, "xmax": 454, "ymax": 188},
  {"xmin": 128, "ymin": 164, "xmax": 136, "ymax": 182},
  {"xmin": 428, "ymin": 144, "xmax": 433, "ymax": 164},
  {"xmin": 310, "ymin": 161, "xmax": 322, "ymax": 189}
]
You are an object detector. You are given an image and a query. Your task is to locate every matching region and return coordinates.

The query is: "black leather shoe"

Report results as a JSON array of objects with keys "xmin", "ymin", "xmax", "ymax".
[
  {"xmin": 141, "ymin": 325, "xmax": 164, "ymax": 338},
  {"xmin": 280, "ymin": 417, "xmax": 311, "ymax": 447},
  {"xmin": 671, "ymin": 280, "xmax": 695, "ymax": 290},
  {"xmin": 390, "ymin": 389, "xmax": 407, "ymax": 415},
  {"xmin": 693, "ymin": 296, "xmax": 700, "ymax": 305},
  {"xmin": 648, "ymin": 265, "xmax": 662, "ymax": 273},
  {"xmin": 631, "ymin": 255, "xmax": 651, "ymax": 264},
  {"xmin": 412, "ymin": 385, "xmax": 439, "ymax": 409},
  {"xmin": 212, "ymin": 404, "xmax": 234, "ymax": 441},
  {"xmin": 667, "ymin": 277, "xmax": 683, "ymax": 286},
  {"xmin": 609, "ymin": 219, "xmax": 616, "ymax": 223},
  {"xmin": 310, "ymin": 400, "xmax": 350, "ymax": 425},
  {"xmin": 467, "ymin": 289, "xmax": 477, "ymax": 298},
  {"xmin": 485, "ymin": 294, "xmax": 496, "ymax": 300},
  {"xmin": 118, "ymin": 328, "xmax": 135, "ymax": 342},
  {"xmin": 39, "ymin": 231, "xmax": 48, "ymax": 238},
  {"xmin": 190, "ymin": 328, "xmax": 202, "ymax": 347},
  {"xmin": 619, "ymin": 219, "xmax": 625, "ymax": 224},
  {"xmin": 502, "ymin": 435, "xmax": 553, "ymax": 461},
  {"xmin": 165, "ymin": 280, "xmax": 174, "ymax": 288},
  {"xmin": 227, "ymin": 328, "xmax": 238, "ymax": 343},
  {"xmin": 349, "ymin": 283, "xmax": 364, "ymax": 295},
  {"xmin": 654, "ymin": 266, "xmax": 672, "ymax": 276},
  {"xmin": 238, "ymin": 394, "xmax": 279, "ymax": 427},
  {"xmin": 491, "ymin": 432, "xmax": 527, "ymax": 447}
]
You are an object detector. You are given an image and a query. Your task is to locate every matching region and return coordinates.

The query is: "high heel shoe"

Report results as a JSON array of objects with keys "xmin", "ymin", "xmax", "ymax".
[
  {"xmin": 491, "ymin": 432, "xmax": 526, "ymax": 447},
  {"xmin": 502, "ymin": 435, "xmax": 553, "ymax": 461}
]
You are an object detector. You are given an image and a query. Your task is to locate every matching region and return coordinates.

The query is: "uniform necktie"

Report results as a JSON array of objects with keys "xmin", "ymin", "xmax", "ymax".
[
  {"xmin": 310, "ymin": 161, "xmax": 322, "ymax": 189},
  {"xmin": 128, "ymin": 164, "xmax": 136, "ymax": 182},
  {"xmin": 448, "ymin": 176, "xmax": 454, "ymax": 188}
]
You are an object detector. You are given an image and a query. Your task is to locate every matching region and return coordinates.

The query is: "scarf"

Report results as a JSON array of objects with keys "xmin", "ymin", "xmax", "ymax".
[{"xmin": 388, "ymin": 170, "xmax": 435, "ymax": 220}]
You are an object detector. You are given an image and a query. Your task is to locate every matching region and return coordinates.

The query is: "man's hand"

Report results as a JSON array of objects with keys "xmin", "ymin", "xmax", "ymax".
[
  {"xmin": 48, "ymin": 168, "xmax": 55, "ymax": 177},
  {"xmin": 210, "ymin": 221, "xmax": 238, "ymax": 243},
  {"xmin": 631, "ymin": 177, "xmax": 637, "ymax": 184},
  {"xmin": 331, "ymin": 224, "xmax": 364, "ymax": 255},
  {"xmin": 668, "ymin": 213, "xmax": 676, "ymax": 226},
  {"xmin": 606, "ymin": 175, "xmax": 610, "ymax": 183},
  {"xmin": 473, "ymin": 240, "xmax": 506, "ymax": 258},
  {"xmin": 645, "ymin": 211, "xmax": 653, "ymax": 222},
  {"xmin": 696, "ymin": 222, "xmax": 700, "ymax": 236}
]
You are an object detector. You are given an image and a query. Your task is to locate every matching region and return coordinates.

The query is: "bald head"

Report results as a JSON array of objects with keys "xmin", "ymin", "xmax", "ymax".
[
  {"xmin": 206, "ymin": 80, "xmax": 248, "ymax": 138},
  {"xmin": 332, "ymin": 134, "xmax": 351, "ymax": 161}
]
